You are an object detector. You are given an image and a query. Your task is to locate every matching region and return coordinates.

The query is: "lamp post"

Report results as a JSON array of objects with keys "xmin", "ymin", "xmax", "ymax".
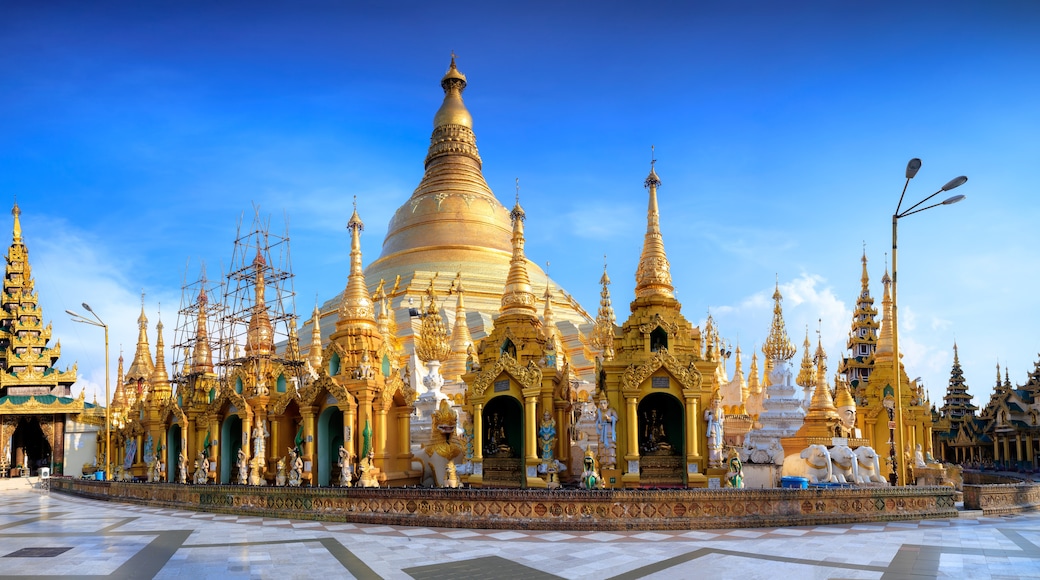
[
  {"xmin": 67, "ymin": 304, "xmax": 110, "ymax": 481},
  {"xmin": 892, "ymin": 158, "xmax": 966, "ymax": 486}
]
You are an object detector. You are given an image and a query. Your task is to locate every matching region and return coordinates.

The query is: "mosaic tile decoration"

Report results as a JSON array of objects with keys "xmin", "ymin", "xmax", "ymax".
[{"xmin": 51, "ymin": 477, "xmax": 962, "ymax": 531}]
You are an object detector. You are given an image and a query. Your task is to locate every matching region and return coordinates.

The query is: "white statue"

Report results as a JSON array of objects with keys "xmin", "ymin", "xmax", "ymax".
[
  {"xmin": 337, "ymin": 445, "xmax": 353, "ymax": 487},
  {"xmin": 914, "ymin": 444, "xmax": 927, "ymax": 469},
  {"xmin": 193, "ymin": 452, "xmax": 210, "ymax": 485},
  {"xmin": 177, "ymin": 452, "xmax": 187, "ymax": 484},
  {"xmin": 287, "ymin": 448, "xmax": 303, "ymax": 487},
  {"xmin": 595, "ymin": 398, "xmax": 618, "ymax": 469},
  {"xmin": 854, "ymin": 446, "xmax": 888, "ymax": 485},
  {"xmin": 705, "ymin": 390, "xmax": 725, "ymax": 468},
  {"xmin": 828, "ymin": 444, "xmax": 860, "ymax": 484},
  {"xmin": 252, "ymin": 420, "xmax": 268, "ymax": 460},
  {"xmin": 236, "ymin": 449, "xmax": 248, "ymax": 485},
  {"xmin": 781, "ymin": 444, "xmax": 836, "ymax": 483}
]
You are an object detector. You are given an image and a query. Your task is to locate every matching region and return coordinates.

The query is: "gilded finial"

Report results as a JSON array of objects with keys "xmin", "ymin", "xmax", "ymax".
[
  {"xmin": 763, "ymin": 280, "xmax": 796, "ymax": 362},
  {"xmin": 11, "ymin": 202, "xmax": 22, "ymax": 243},
  {"xmin": 635, "ymin": 153, "xmax": 672, "ymax": 298}
]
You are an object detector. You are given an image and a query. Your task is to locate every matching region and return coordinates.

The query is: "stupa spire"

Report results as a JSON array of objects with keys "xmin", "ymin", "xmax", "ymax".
[
  {"xmin": 542, "ymin": 274, "xmax": 557, "ymax": 340},
  {"xmin": 415, "ymin": 276, "xmax": 452, "ymax": 363},
  {"xmin": 591, "ymin": 257, "xmax": 617, "ymax": 360},
  {"xmin": 149, "ymin": 314, "xmax": 171, "ymax": 399},
  {"xmin": 796, "ymin": 327, "xmax": 815, "ymax": 388},
  {"xmin": 192, "ymin": 287, "xmax": 214, "ymax": 374},
  {"xmin": 337, "ymin": 198, "xmax": 376, "ymax": 330},
  {"xmin": 499, "ymin": 180, "xmax": 537, "ymax": 318},
  {"xmin": 762, "ymin": 280, "xmax": 796, "ymax": 362},
  {"xmin": 127, "ymin": 293, "xmax": 154, "ymax": 382},
  {"xmin": 308, "ymin": 305, "xmax": 323, "ymax": 372},
  {"xmin": 875, "ymin": 266, "xmax": 894, "ymax": 356},
  {"xmin": 245, "ymin": 250, "xmax": 274, "ymax": 358},
  {"xmin": 11, "ymin": 202, "xmax": 22, "ymax": 244},
  {"xmin": 444, "ymin": 273, "xmax": 474, "ymax": 380},
  {"xmin": 634, "ymin": 147, "xmax": 674, "ymax": 299}
]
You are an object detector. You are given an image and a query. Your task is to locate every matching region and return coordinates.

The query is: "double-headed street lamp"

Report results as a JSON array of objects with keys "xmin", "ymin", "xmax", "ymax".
[
  {"xmin": 892, "ymin": 158, "xmax": 967, "ymax": 486},
  {"xmin": 67, "ymin": 303, "xmax": 110, "ymax": 482}
]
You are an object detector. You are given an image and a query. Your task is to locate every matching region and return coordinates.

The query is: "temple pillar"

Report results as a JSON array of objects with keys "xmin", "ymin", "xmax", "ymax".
[
  {"xmin": 395, "ymin": 405, "xmax": 412, "ymax": 461},
  {"xmin": 344, "ymin": 404, "xmax": 357, "ymax": 462},
  {"xmin": 373, "ymin": 406, "xmax": 388, "ymax": 461},
  {"xmin": 1003, "ymin": 437, "xmax": 1011, "ymax": 466},
  {"xmin": 524, "ymin": 396, "xmax": 537, "ymax": 463},
  {"xmin": 301, "ymin": 406, "xmax": 317, "ymax": 485},
  {"xmin": 622, "ymin": 395, "xmax": 640, "ymax": 487},
  {"xmin": 1028, "ymin": 435, "xmax": 1035, "ymax": 462},
  {"xmin": 469, "ymin": 403, "xmax": 484, "ymax": 486},
  {"xmin": 1016, "ymin": 435, "xmax": 1023, "ymax": 464}
]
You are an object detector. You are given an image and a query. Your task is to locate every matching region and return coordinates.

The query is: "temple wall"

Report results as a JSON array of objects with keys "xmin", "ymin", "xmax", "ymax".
[
  {"xmin": 963, "ymin": 476, "xmax": 1040, "ymax": 515},
  {"xmin": 63, "ymin": 419, "xmax": 101, "ymax": 477},
  {"xmin": 52, "ymin": 478, "xmax": 956, "ymax": 530}
]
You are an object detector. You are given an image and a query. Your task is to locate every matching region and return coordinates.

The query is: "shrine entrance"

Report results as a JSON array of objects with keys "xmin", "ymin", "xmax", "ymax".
[
  {"xmin": 10, "ymin": 417, "xmax": 52, "ymax": 476},
  {"xmin": 317, "ymin": 406, "xmax": 344, "ymax": 487},
  {"xmin": 166, "ymin": 424, "xmax": 182, "ymax": 482},
  {"xmin": 637, "ymin": 393, "xmax": 685, "ymax": 487},
  {"xmin": 481, "ymin": 396, "xmax": 524, "ymax": 488},
  {"xmin": 219, "ymin": 415, "xmax": 242, "ymax": 484}
]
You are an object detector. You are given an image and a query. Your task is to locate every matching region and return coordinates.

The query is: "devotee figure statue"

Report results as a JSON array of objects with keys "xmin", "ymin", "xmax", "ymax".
[
  {"xmin": 538, "ymin": 411, "xmax": 557, "ymax": 461},
  {"xmin": 287, "ymin": 447, "xmax": 303, "ymax": 487},
  {"xmin": 338, "ymin": 444, "xmax": 353, "ymax": 487},
  {"xmin": 705, "ymin": 389, "xmax": 725, "ymax": 467},
  {"xmin": 237, "ymin": 449, "xmax": 248, "ymax": 485},
  {"xmin": 725, "ymin": 451, "xmax": 744, "ymax": 489},
  {"xmin": 595, "ymin": 397, "xmax": 618, "ymax": 468},
  {"xmin": 193, "ymin": 451, "xmax": 209, "ymax": 485},
  {"xmin": 275, "ymin": 456, "xmax": 287, "ymax": 486},
  {"xmin": 177, "ymin": 452, "xmax": 187, "ymax": 484}
]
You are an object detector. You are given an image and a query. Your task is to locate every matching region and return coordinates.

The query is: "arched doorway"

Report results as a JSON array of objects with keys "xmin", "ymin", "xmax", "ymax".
[
  {"xmin": 317, "ymin": 407, "xmax": 343, "ymax": 487},
  {"xmin": 11, "ymin": 418, "xmax": 51, "ymax": 476},
  {"xmin": 638, "ymin": 392, "xmax": 685, "ymax": 487},
  {"xmin": 166, "ymin": 424, "xmax": 182, "ymax": 482},
  {"xmin": 482, "ymin": 396, "xmax": 524, "ymax": 488},
  {"xmin": 220, "ymin": 415, "xmax": 243, "ymax": 484}
]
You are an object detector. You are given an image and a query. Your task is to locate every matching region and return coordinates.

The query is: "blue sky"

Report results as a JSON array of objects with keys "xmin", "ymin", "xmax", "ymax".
[{"xmin": 3, "ymin": 2, "xmax": 1038, "ymax": 411}]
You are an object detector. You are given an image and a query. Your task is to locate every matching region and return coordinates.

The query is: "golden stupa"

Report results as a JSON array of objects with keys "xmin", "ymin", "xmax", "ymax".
[{"xmin": 308, "ymin": 56, "xmax": 593, "ymax": 377}]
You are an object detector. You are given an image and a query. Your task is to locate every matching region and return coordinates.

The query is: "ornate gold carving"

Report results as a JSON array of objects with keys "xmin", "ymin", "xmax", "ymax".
[
  {"xmin": 620, "ymin": 349, "xmax": 702, "ymax": 393},
  {"xmin": 471, "ymin": 353, "xmax": 543, "ymax": 397},
  {"xmin": 637, "ymin": 313, "xmax": 679, "ymax": 336}
]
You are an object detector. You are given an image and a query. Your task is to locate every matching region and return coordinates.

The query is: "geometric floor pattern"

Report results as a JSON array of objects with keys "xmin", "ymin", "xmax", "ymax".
[{"xmin": 2, "ymin": 477, "xmax": 1038, "ymax": 579}]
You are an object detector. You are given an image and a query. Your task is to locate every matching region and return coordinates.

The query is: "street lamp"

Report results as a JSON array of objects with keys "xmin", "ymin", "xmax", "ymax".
[
  {"xmin": 67, "ymin": 303, "xmax": 110, "ymax": 482},
  {"xmin": 892, "ymin": 158, "xmax": 966, "ymax": 486}
]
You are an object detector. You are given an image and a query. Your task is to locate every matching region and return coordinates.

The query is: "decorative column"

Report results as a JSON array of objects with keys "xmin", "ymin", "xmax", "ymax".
[
  {"xmin": 524, "ymin": 396, "xmax": 537, "ymax": 463},
  {"xmin": 1003, "ymin": 437, "xmax": 1011, "ymax": 467},
  {"xmin": 373, "ymin": 406, "xmax": 388, "ymax": 461},
  {"xmin": 395, "ymin": 406, "xmax": 412, "ymax": 461},
  {"xmin": 625, "ymin": 396, "xmax": 639, "ymax": 476},
  {"xmin": 301, "ymin": 407, "xmax": 317, "ymax": 485}
]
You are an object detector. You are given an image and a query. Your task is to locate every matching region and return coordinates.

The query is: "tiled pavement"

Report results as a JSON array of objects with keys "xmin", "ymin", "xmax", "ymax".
[{"xmin": 1, "ymin": 477, "xmax": 1038, "ymax": 579}]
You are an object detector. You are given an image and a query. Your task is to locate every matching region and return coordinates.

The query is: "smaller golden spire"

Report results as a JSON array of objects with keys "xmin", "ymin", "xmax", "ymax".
[
  {"xmin": 192, "ymin": 287, "xmax": 214, "ymax": 374},
  {"xmin": 796, "ymin": 327, "xmax": 814, "ymax": 387},
  {"xmin": 338, "ymin": 198, "xmax": 376, "ymax": 328},
  {"xmin": 634, "ymin": 147, "xmax": 674, "ymax": 299},
  {"xmin": 762, "ymin": 280, "xmax": 796, "ymax": 362},
  {"xmin": 499, "ymin": 181, "xmax": 538, "ymax": 318},
  {"xmin": 308, "ymin": 305, "xmax": 323, "ymax": 371},
  {"xmin": 542, "ymin": 269, "xmax": 557, "ymax": 340},
  {"xmin": 591, "ymin": 256, "xmax": 616, "ymax": 360},
  {"xmin": 748, "ymin": 350, "xmax": 761, "ymax": 394},
  {"xmin": 149, "ymin": 316, "xmax": 171, "ymax": 398},
  {"xmin": 444, "ymin": 272, "xmax": 474, "ymax": 380},
  {"xmin": 11, "ymin": 202, "xmax": 22, "ymax": 244},
  {"xmin": 834, "ymin": 376, "xmax": 856, "ymax": 408}
]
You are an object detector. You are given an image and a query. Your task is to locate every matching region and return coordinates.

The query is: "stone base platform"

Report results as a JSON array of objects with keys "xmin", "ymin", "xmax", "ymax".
[{"xmin": 50, "ymin": 477, "xmax": 957, "ymax": 531}]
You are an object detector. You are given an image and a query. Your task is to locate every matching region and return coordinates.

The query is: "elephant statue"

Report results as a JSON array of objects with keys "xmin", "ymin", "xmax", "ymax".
[
  {"xmin": 828, "ymin": 444, "xmax": 860, "ymax": 484},
  {"xmin": 853, "ymin": 446, "xmax": 888, "ymax": 485},
  {"xmin": 782, "ymin": 444, "xmax": 836, "ymax": 483}
]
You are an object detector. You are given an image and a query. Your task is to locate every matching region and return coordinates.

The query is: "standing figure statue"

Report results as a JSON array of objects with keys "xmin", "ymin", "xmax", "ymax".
[
  {"xmin": 287, "ymin": 447, "xmax": 303, "ymax": 487},
  {"xmin": 705, "ymin": 389, "xmax": 725, "ymax": 468},
  {"xmin": 337, "ymin": 444, "xmax": 353, "ymax": 487},
  {"xmin": 275, "ymin": 456, "xmax": 287, "ymax": 486},
  {"xmin": 252, "ymin": 420, "xmax": 268, "ymax": 460},
  {"xmin": 151, "ymin": 457, "xmax": 163, "ymax": 483},
  {"xmin": 538, "ymin": 411, "xmax": 557, "ymax": 461},
  {"xmin": 177, "ymin": 452, "xmax": 187, "ymax": 484},
  {"xmin": 595, "ymin": 397, "xmax": 618, "ymax": 469},
  {"xmin": 236, "ymin": 449, "xmax": 248, "ymax": 485},
  {"xmin": 193, "ymin": 451, "xmax": 210, "ymax": 485}
]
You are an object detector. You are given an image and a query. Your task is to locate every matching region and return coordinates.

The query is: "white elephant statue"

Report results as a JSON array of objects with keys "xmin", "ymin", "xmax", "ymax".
[
  {"xmin": 853, "ymin": 446, "xmax": 888, "ymax": 485},
  {"xmin": 828, "ymin": 444, "xmax": 860, "ymax": 484},
  {"xmin": 781, "ymin": 444, "xmax": 836, "ymax": 483}
]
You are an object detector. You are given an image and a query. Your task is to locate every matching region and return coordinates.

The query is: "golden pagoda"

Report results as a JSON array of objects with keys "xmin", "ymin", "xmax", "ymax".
[
  {"xmin": 0, "ymin": 203, "xmax": 82, "ymax": 477},
  {"xmin": 304, "ymin": 56, "xmax": 594, "ymax": 381}
]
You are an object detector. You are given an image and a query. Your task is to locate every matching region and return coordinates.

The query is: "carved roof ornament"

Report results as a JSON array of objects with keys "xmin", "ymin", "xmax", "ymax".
[
  {"xmin": 634, "ymin": 146, "xmax": 675, "ymax": 299},
  {"xmin": 637, "ymin": 312, "xmax": 679, "ymax": 336},
  {"xmin": 337, "ymin": 198, "xmax": 376, "ymax": 328},
  {"xmin": 471, "ymin": 354, "xmax": 543, "ymax": 397},
  {"xmin": 762, "ymin": 279, "xmax": 796, "ymax": 362},
  {"xmin": 620, "ymin": 349, "xmax": 703, "ymax": 393}
]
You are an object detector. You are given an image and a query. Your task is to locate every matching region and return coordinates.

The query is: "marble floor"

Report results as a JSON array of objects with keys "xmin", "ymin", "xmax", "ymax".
[{"xmin": 1, "ymin": 477, "xmax": 1038, "ymax": 579}]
